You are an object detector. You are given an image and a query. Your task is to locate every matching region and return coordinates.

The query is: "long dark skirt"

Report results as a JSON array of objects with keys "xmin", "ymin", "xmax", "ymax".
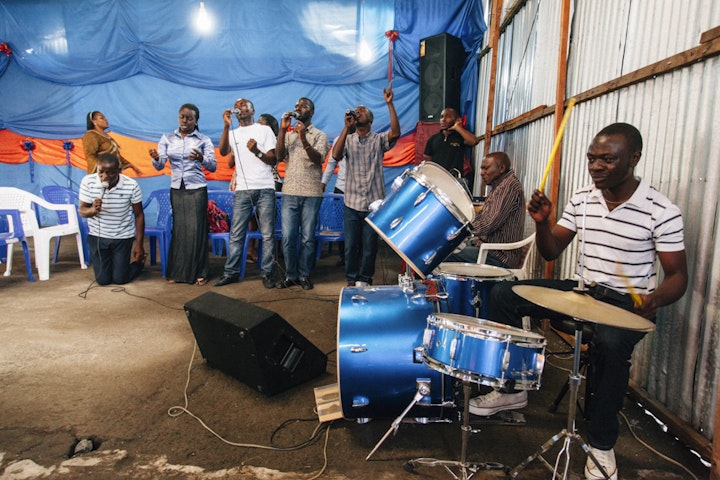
[{"xmin": 167, "ymin": 186, "xmax": 209, "ymax": 283}]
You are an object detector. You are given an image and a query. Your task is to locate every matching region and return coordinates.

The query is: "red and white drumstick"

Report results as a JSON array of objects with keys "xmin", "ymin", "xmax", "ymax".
[
  {"xmin": 538, "ymin": 97, "xmax": 577, "ymax": 192},
  {"xmin": 385, "ymin": 30, "xmax": 399, "ymax": 88}
]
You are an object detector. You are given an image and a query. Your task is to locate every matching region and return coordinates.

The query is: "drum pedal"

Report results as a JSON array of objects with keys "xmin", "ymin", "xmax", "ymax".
[{"xmin": 469, "ymin": 410, "xmax": 526, "ymax": 426}]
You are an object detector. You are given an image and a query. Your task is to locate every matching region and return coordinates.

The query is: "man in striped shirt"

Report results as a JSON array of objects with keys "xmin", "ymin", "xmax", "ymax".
[
  {"xmin": 447, "ymin": 152, "xmax": 525, "ymax": 268},
  {"xmin": 79, "ymin": 152, "xmax": 145, "ymax": 286},
  {"xmin": 470, "ymin": 123, "xmax": 688, "ymax": 480}
]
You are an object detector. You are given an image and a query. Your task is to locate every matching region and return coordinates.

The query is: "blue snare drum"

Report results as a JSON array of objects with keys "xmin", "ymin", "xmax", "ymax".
[
  {"xmin": 366, "ymin": 162, "xmax": 474, "ymax": 278},
  {"xmin": 337, "ymin": 284, "xmax": 454, "ymax": 421},
  {"xmin": 423, "ymin": 313, "xmax": 546, "ymax": 390},
  {"xmin": 433, "ymin": 263, "xmax": 515, "ymax": 318}
]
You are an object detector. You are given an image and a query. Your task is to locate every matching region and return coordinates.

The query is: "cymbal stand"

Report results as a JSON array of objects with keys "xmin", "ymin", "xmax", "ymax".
[
  {"xmin": 508, "ymin": 321, "xmax": 611, "ymax": 479},
  {"xmin": 405, "ymin": 382, "xmax": 506, "ymax": 479}
]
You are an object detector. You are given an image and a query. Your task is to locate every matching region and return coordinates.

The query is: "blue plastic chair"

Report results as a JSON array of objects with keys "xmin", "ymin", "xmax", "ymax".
[
  {"xmin": 315, "ymin": 193, "xmax": 345, "ymax": 259},
  {"xmin": 41, "ymin": 185, "xmax": 91, "ymax": 267},
  {"xmin": 143, "ymin": 190, "xmax": 172, "ymax": 277},
  {"xmin": 0, "ymin": 209, "xmax": 36, "ymax": 281},
  {"xmin": 207, "ymin": 190, "xmax": 234, "ymax": 257}
]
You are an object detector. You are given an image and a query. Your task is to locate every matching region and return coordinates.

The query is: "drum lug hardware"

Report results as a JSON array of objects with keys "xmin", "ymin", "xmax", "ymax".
[
  {"xmin": 413, "ymin": 346, "xmax": 425, "ymax": 363},
  {"xmin": 449, "ymin": 337, "xmax": 458, "ymax": 360},
  {"xmin": 350, "ymin": 294, "xmax": 368, "ymax": 304},
  {"xmin": 414, "ymin": 189, "xmax": 429, "ymax": 206},
  {"xmin": 424, "ymin": 250, "xmax": 437, "ymax": 265},
  {"xmin": 350, "ymin": 345, "xmax": 368, "ymax": 353},
  {"xmin": 422, "ymin": 329, "xmax": 433, "ymax": 348},
  {"xmin": 446, "ymin": 227, "xmax": 463, "ymax": 241},
  {"xmin": 368, "ymin": 199, "xmax": 384, "ymax": 212},
  {"xmin": 502, "ymin": 348, "xmax": 511, "ymax": 371},
  {"xmin": 390, "ymin": 217, "xmax": 403, "ymax": 229}
]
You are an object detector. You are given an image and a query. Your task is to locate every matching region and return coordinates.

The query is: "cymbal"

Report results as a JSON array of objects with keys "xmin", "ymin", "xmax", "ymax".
[{"xmin": 512, "ymin": 285, "xmax": 655, "ymax": 332}]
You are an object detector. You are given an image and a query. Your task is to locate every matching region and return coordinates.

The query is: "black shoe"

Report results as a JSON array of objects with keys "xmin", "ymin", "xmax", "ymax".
[
  {"xmin": 262, "ymin": 276, "xmax": 276, "ymax": 289},
  {"xmin": 299, "ymin": 277, "xmax": 314, "ymax": 290},
  {"xmin": 214, "ymin": 275, "xmax": 240, "ymax": 287},
  {"xmin": 277, "ymin": 278, "xmax": 298, "ymax": 289}
]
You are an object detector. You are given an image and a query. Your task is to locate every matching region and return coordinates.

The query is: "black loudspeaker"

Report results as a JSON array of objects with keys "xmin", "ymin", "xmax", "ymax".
[
  {"xmin": 184, "ymin": 292, "xmax": 327, "ymax": 396},
  {"xmin": 419, "ymin": 33, "xmax": 465, "ymax": 122}
]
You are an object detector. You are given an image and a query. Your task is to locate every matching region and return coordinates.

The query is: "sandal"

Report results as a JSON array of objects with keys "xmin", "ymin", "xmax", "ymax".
[
  {"xmin": 167, "ymin": 279, "xmax": 176, "ymax": 284},
  {"xmin": 194, "ymin": 278, "xmax": 208, "ymax": 286}
]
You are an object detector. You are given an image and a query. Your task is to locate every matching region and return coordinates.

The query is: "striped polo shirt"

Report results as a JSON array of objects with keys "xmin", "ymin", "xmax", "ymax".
[
  {"xmin": 79, "ymin": 173, "xmax": 143, "ymax": 239},
  {"xmin": 557, "ymin": 180, "xmax": 685, "ymax": 294}
]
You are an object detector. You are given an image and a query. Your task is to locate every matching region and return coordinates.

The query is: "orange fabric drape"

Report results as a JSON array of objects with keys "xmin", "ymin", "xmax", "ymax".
[
  {"xmin": 1, "ymin": 128, "xmax": 416, "ymax": 180},
  {"xmin": 0, "ymin": 128, "xmax": 234, "ymax": 181}
]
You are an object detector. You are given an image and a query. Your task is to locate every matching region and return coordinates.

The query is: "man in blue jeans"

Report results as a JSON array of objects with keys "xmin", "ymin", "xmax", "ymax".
[
  {"xmin": 215, "ymin": 98, "xmax": 278, "ymax": 288},
  {"xmin": 473, "ymin": 123, "xmax": 687, "ymax": 479},
  {"xmin": 331, "ymin": 87, "xmax": 400, "ymax": 286},
  {"xmin": 275, "ymin": 97, "xmax": 329, "ymax": 290}
]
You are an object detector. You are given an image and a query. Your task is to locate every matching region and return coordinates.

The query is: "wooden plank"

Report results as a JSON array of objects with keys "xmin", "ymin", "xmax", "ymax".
[
  {"xmin": 699, "ymin": 25, "xmax": 720, "ymax": 44},
  {"xmin": 628, "ymin": 380, "xmax": 712, "ymax": 463}
]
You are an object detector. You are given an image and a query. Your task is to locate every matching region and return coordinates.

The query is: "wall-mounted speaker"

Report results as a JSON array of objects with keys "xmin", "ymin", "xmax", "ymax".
[
  {"xmin": 184, "ymin": 292, "xmax": 327, "ymax": 396},
  {"xmin": 419, "ymin": 33, "xmax": 465, "ymax": 122}
]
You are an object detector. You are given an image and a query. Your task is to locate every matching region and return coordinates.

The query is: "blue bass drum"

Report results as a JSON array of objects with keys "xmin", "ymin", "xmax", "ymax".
[
  {"xmin": 423, "ymin": 313, "xmax": 546, "ymax": 390},
  {"xmin": 337, "ymin": 284, "xmax": 454, "ymax": 421},
  {"xmin": 365, "ymin": 162, "xmax": 474, "ymax": 279}
]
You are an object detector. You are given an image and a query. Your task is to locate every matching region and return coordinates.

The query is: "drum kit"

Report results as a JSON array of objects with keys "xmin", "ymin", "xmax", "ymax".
[{"xmin": 333, "ymin": 162, "xmax": 654, "ymax": 479}]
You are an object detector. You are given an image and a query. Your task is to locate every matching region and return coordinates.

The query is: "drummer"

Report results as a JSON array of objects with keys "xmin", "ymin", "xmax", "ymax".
[
  {"xmin": 446, "ymin": 152, "xmax": 525, "ymax": 269},
  {"xmin": 474, "ymin": 123, "xmax": 688, "ymax": 480}
]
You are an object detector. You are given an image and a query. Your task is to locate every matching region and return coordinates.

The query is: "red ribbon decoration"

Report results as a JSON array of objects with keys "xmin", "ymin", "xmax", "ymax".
[
  {"xmin": 0, "ymin": 42, "xmax": 12, "ymax": 55},
  {"xmin": 385, "ymin": 30, "xmax": 399, "ymax": 86}
]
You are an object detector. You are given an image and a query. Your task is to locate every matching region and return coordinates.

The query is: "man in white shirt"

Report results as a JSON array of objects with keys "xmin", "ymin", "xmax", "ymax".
[{"xmin": 214, "ymin": 98, "xmax": 278, "ymax": 289}]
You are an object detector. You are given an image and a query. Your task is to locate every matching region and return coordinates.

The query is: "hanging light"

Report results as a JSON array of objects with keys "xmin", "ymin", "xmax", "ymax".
[
  {"xmin": 195, "ymin": 1, "xmax": 214, "ymax": 34},
  {"xmin": 357, "ymin": 0, "xmax": 374, "ymax": 64}
]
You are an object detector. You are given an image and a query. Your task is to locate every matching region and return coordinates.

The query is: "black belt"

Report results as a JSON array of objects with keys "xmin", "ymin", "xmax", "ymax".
[{"xmin": 586, "ymin": 283, "xmax": 633, "ymax": 309}]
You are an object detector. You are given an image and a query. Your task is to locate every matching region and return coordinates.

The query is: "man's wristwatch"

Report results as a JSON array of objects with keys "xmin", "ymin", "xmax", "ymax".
[{"xmin": 255, "ymin": 151, "xmax": 263, "ymax": 159}]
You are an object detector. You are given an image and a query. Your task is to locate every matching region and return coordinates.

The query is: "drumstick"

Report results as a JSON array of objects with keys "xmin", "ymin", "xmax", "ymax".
[
  {"xmin": 615, "ymin": 261, "xmax": 643, "ymax": 306},
  {"xmin": 538, "ymin": 97, "xmax": 577, "ymax": 192}
]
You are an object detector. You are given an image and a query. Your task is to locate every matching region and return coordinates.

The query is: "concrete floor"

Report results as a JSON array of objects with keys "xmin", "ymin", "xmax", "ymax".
[{"xmin": 0, "ymin": 239, "xmax": 709, "ymax": 479}]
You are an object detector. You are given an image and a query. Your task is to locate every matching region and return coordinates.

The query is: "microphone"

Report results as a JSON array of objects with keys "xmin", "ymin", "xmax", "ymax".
[
  {"xmin": 284, "ymin": 111, "xmax": 298, "ymax": 119},
  {"xmin": 99, "ymin": 181, "xmax": 109, "ymax": 199},
  {"xmin": 231, "ymin": 108, "xmax": 241, "ymax": 115}
]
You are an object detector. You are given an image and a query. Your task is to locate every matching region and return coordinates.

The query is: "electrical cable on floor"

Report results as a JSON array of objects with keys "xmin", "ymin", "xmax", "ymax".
[
  {"xmin": 109, "ymin": 286, "xmax": 185, "ymax": 310},
  {"xmin": 619, "ymin": 410, "xmax": 699, "ymax": 480},
  {"xmin": 167, "ymin": 341, "xmax": 335, "ymax": 464}
]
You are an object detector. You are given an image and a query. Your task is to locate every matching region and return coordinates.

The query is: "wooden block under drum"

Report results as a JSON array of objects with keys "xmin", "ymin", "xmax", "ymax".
[{"xmin": 314, "ymin": 383, "xmax": 343, "ymax": 423}]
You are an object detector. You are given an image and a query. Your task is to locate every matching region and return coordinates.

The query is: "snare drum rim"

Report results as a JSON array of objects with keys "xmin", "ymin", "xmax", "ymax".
[
  {"xmin": 409, "ymin": 162, "xmax": 474, "ymax": 224},
  {"xmin": 428, "ymin": 313, "xmax": 546, "ymax": 343},
  {"xmin": 434, "ymin": 262, "xmax": 515, "ymax": 281}
]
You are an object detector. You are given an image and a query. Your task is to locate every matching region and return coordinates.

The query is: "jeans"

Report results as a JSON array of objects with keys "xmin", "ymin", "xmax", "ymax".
[
  {"xmin": 489, "ymin": 278, "xmax": 646, "ymax": 450},
  {"xmin": 281, "ymin": 195, "xmax": 322, "ymax": 279},
  {"xmin": 88, "ymin": 235, "xmax": 142, "ymax": 285},
  {"xmin": 343, "ymin": 205, "xmax": 378, "ymax": 284},
  {"xmin": 224, "ymin": 189, "xmax": 276, "ymax": 278}
]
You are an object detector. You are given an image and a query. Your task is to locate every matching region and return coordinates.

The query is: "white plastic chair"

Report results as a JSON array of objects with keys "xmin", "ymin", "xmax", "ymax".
[
  {"xmin": 476, "ymin": 233, "xmax": 536, "ymax": 280},
  {"xmin": 0, "ymin": 187, "xmax": 87, "ymax": 281}
]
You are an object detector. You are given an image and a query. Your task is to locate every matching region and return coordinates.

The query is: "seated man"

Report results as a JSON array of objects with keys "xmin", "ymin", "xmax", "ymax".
[
  {"xmin": 79, "ymin": 152, "xmax": 145, "ymax": 285},
  {"xmin": 447, "ymin": 152, "xmax": 525, "ymax": 268},
  {"xmin": 473, "ymin": 123, "xmax": 688, "ymax": 480}
]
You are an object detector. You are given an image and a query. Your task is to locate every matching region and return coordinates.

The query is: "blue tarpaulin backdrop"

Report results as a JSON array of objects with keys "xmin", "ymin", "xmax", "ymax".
[{"xmin": 0, "ymin": 0, "xmax": 486, "ymax": 194}]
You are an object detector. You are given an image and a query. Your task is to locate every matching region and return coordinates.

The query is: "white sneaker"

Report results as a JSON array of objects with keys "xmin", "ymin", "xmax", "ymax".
[
  {"xmin": 468, "ymin": 390, "xmax": 527, "ymax": 416},
  {"xmin": 585, "ymin": 447, "xmax": 617, "ymax": 480},
  {"xmin": 354, "ymin": 281, "xmax": 369, "ymax": 287}
]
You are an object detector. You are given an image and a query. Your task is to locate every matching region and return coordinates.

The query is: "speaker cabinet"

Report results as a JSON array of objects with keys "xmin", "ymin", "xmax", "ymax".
[
  {"xmin": 184, "ymin": 292, "xmax": 327, "ymax": 396},
  {"xmin": 419, "ymin": 33, "xmax": 465, "ymax": 122}
]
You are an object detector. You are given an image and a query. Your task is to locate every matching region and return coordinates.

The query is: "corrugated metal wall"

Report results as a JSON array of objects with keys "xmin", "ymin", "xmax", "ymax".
[{"xmin": 476, "ymin": 0, "xmax": 720, "ymax": 440}]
